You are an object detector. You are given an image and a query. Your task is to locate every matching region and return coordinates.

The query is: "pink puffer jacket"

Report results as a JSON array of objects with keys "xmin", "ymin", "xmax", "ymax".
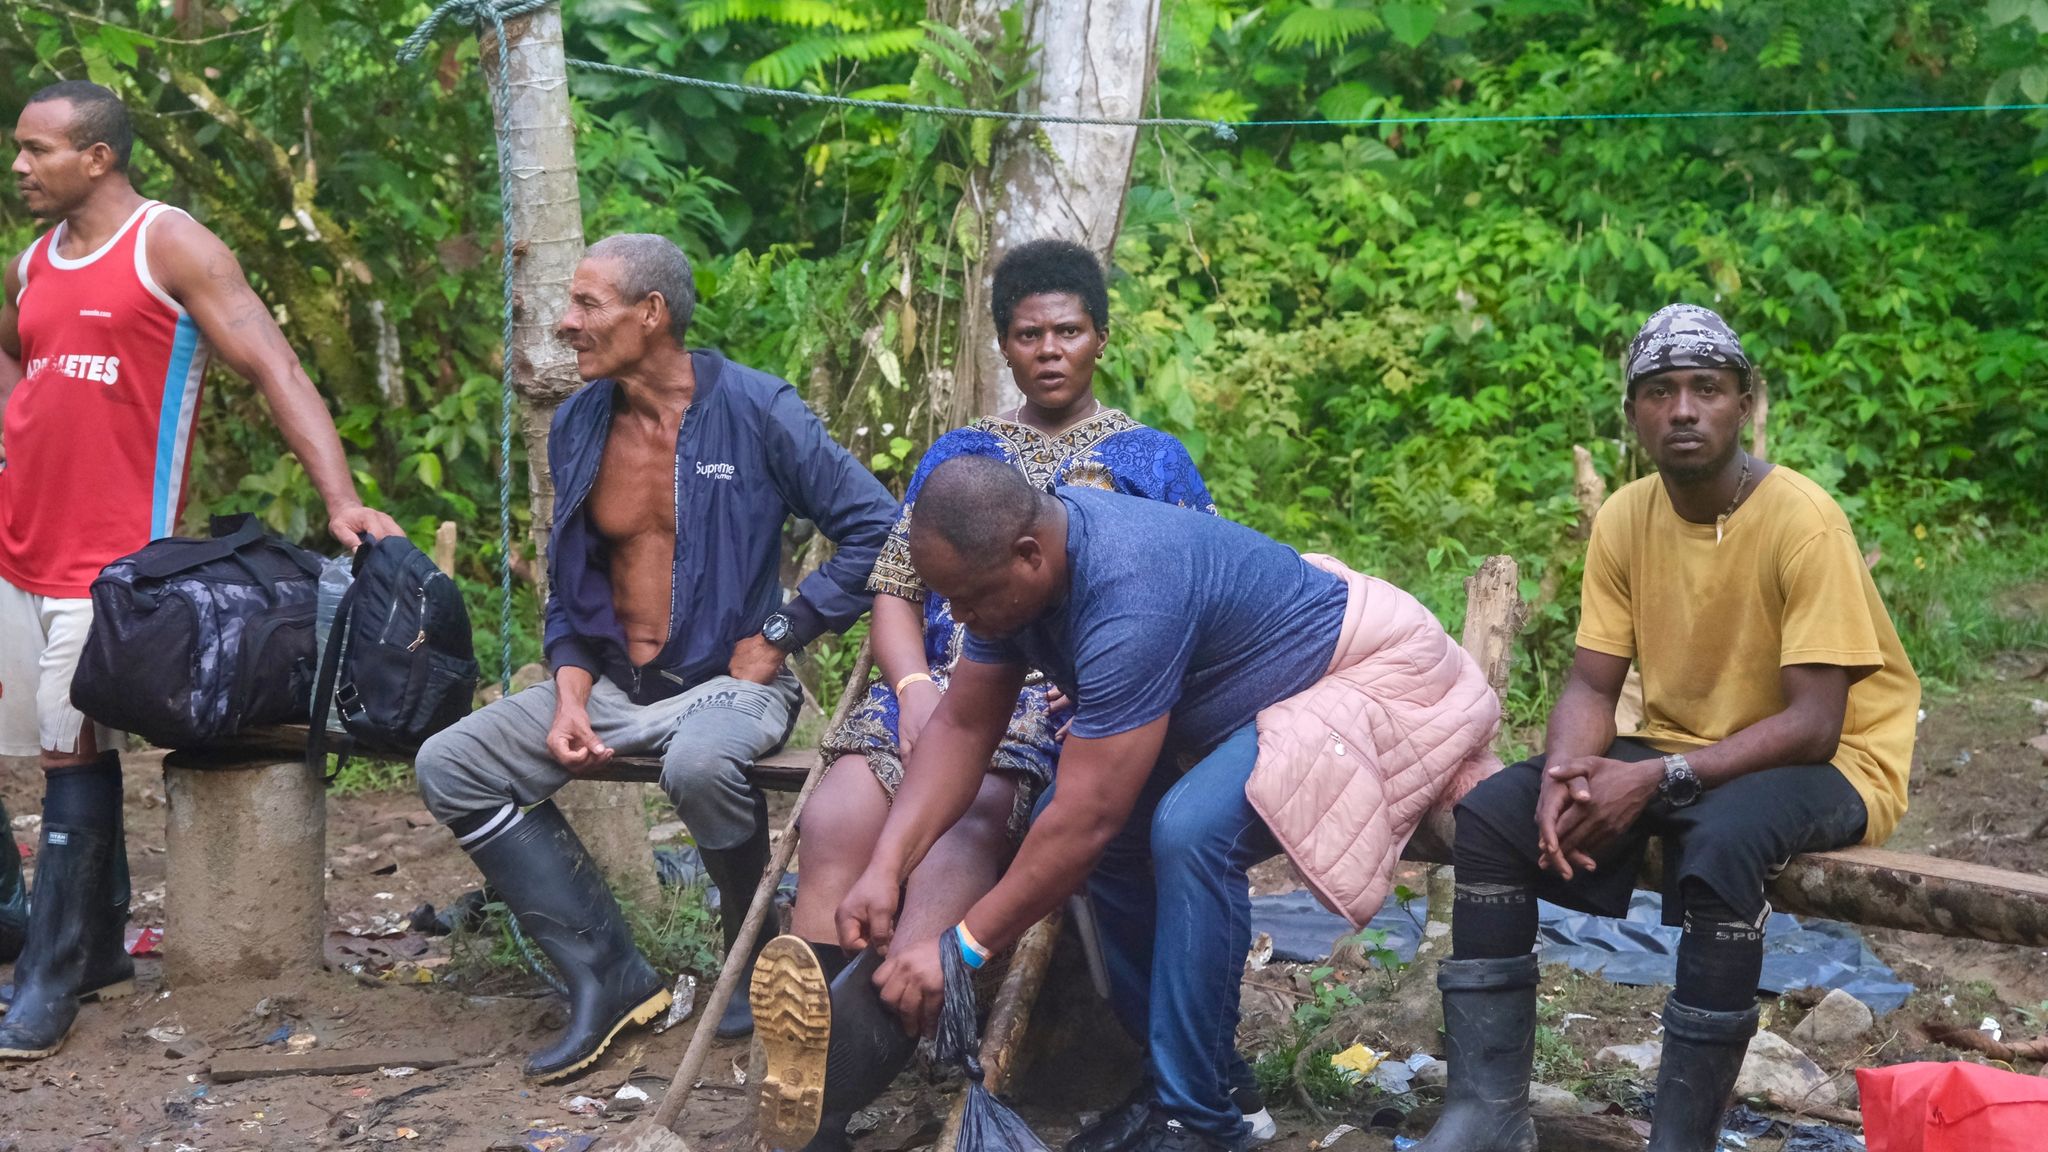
[{"xmin": 1247, "ymin": 555, "xmax": 1503, "ymax": 925}]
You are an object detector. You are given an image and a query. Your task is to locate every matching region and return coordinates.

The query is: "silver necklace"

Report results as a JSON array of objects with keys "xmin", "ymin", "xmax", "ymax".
[{"xmin": 1715, "ymin": 456, "xmax": 1752, "ymax": 545}]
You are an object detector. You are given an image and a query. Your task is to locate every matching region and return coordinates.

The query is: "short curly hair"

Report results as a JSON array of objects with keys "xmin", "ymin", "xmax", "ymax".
[{"xmin": 990, "ymin": 239, "xmax": 1110, "ymax": 337}]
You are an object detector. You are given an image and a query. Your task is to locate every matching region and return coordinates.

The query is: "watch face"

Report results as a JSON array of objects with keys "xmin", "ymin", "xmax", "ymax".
[{"xmin": 763, "ymin": 615, "xmax": 790, "ymax": 643}]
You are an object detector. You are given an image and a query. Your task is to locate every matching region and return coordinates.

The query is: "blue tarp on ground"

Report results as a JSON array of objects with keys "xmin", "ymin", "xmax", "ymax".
[{"xmin": 1249, "ymin": 888, "xmax": 1912, "ymax": 1013}]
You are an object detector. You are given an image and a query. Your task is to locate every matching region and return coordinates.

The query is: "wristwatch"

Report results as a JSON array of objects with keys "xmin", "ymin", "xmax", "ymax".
[
  {"xmin": 1659, "ymin": 753, "xmax": 1703, "ymax": 809},
  {"xmin": 761, "ymin": 611, "xmax": 803, "ymax": 655}
]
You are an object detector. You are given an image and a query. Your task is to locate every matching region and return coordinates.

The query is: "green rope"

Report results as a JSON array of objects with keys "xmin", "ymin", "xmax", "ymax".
[
  {"xmin": 398, "ymin": 0, "xmax": 549, "ymax": 692},
  {"xmin": 567, "ymin": 56, "xmax": 2048, "ymax": 135},
  {"xmin": 1237, "ymin": 102, "xmax": 2048, "ymax": 129}
]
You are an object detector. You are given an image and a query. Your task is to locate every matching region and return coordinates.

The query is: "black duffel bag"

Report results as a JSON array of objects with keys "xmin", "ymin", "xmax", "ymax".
[
  {"xmin": 72, "ymin": 514, "xmax": 322, "ymax": 747},
  {"xmin": 307, "ymin": 533, "xmax": 476, "ymax": 773}
]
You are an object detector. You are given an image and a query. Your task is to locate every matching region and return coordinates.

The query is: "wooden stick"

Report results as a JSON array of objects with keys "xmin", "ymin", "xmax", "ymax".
[
  {"xmin": 1921, "ymin": 1020, "xmax": 2048, "ymax": 1062},
  {"xmin": 933, "ymin": 908, "xmax": 1067, "ymax": 1152},
  {"xmin": 209, "ymin": 1046, "xmax": 459, "ymax": 1083},
  {"xmin": 642, "ymin": 640, "xmax": 872, "ymax": 1136},
  {"xmin": 1571, "ymin": 445, "xmax": 1606, "ymax": 540},
  {"xmin": 432, "ymin": 521, "xmax": 458, "ymax": 576}
]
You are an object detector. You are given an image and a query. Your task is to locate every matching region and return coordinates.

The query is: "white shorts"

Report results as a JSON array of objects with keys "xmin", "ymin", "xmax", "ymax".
[{"xmin": 0, "ymin": 573, "xmax": 123, "ymax": 757}]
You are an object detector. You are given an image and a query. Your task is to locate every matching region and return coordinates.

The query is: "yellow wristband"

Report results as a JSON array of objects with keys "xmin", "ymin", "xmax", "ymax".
[{"xmin": 895, "ymin": 672, "xmax": 934, "ymax": 695}]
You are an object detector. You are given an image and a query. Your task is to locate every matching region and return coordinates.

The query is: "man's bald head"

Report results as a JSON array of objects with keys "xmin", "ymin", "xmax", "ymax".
[
  {"xmin": 908, "ymin": 456, "xmax": 1065, "ymax": 639},
  {"xmin": 910, "ymin": 456, "xmax": 1043, "ymax": 569}
]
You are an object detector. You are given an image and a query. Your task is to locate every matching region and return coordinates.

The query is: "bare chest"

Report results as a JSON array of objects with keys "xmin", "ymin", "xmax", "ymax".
[{"xmin": 587, "ymin": 427, "xmax": 678, "ymax": 545}]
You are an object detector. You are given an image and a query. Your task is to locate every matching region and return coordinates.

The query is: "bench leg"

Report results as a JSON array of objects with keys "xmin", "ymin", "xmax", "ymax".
[
  {"xmin": 557, "ymin": 780, "xmax": 661, "ymax": 909},
  {"xmin": 162, "ymin": 757, "xmax": 326, "ymax": 983}
]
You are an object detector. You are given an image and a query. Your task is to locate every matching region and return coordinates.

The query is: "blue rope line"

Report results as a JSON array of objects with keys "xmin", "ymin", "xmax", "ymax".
[{"xmin": 397, "ymin": 0, "xmax": 537, "ymax": 691}]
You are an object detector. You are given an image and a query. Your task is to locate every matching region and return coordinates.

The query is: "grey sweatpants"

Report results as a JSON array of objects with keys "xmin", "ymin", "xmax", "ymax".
[{"xmin": 414, "ymin": 671, "xmax": 801, "ymax": 851}]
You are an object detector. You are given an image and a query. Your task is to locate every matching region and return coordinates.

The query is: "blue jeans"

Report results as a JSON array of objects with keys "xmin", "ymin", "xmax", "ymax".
[{"xmin": 1089, "ymin": 723, "xmax": 1278, "ymax": 1143}]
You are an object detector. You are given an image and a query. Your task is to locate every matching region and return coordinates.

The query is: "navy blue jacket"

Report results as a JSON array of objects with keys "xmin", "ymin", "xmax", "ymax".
[{"xmin": 542, "ymin": 349, "xmax": 895, "ymax": 703}]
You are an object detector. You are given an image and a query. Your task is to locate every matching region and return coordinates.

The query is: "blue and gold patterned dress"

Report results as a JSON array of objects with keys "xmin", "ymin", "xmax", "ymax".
[{"xmin": 821, "ymin": 409, "xmax": 1216, "ymax": 833}]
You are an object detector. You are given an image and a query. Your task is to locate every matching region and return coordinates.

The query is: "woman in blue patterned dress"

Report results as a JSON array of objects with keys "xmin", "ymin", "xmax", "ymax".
[{"xmin": 773, "ymin": 240, "xmax": 1212, "ymax": 1148}]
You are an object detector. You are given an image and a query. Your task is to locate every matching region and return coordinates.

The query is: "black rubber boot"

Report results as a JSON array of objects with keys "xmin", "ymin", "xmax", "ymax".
[
  {"xmin": 1409, "ymin": 953, "xmax": 1540, "ymax": 1152},
  {"xmin": 1, "ymin": 769, "xmax": 135, "ymax": 1014},
  {"xmin": 701, "ymin": 794, "xmax": 773, "ymax": 1039},
  {"xmin": 1068, "ymin": 1057, "xmax": 1272, "ymax": 1152},
  {"xmin": 1068, "ymin": 1077, "xmax": 1155, "ymax": 1152},
  {"xmin": 465, "ymin": 801, "xmax": 671, "ymax": 1082},
  {"xmin": 0, "ymin": 821, "xmax": 115, "ymax": 1060},
  {"xmin": 0, "ymin": 797, "xmax": 24, "ymax": 965},
  {"xmin": 1647, "ymin": 997, "xmax": 1760, "ymax": 1152},
  {"xmin": 782, "ymin": 946, "xmax": 915, "ymax": 1152}
]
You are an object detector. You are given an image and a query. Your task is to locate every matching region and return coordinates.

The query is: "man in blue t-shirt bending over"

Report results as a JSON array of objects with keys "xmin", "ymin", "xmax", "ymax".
[{"xmin": 838, "ymin": 455, "xmax": 1350, "ymax": 1152}]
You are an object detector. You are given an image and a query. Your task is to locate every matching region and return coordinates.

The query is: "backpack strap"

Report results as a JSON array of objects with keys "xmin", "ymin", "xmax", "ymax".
[{"xmin": 305, "ymin": 578, "xmax": 361, "ymax": 780}]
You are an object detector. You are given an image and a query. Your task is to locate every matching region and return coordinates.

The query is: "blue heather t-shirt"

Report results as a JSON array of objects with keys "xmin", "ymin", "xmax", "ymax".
[{"xmin": 963, "ymin": 488, "xmax": 1349, "ymax": 755}]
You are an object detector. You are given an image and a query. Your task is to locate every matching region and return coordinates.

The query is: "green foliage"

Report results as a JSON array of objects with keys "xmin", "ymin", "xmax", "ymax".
[
  {"xmin": 1108, "ymin": 0, "xmax": 2048, "ymax": 711},
  {"xmin": 326, "ymin": 757, "xmax": 416, "ymax": 798},
  {"xmin": 2, "ymin": 0, "xmax": 2041, "ymax": 726}
]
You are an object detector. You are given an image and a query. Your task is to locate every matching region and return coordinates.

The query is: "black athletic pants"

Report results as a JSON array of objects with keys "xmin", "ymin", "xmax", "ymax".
[{"xmin": 1448, "ymin": 738, "xmax": 1868, "ymax": 1011}]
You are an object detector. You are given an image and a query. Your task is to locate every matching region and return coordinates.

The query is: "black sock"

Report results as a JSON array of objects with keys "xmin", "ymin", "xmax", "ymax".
[
  {"xmin": 42, "ymin": 751, "xmax": 122, "ymax": 833},
  {"xmin": 1675, "ymin": 880, "xmax": 1766, "ymax": 1013},
  {"xmin": 1449, "ymin": 808, "xmax": 1539, "ymax": 961}
]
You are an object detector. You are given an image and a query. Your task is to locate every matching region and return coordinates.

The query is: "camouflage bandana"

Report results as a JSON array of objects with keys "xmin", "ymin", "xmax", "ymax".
[{"xmin": 1624, "ymin": 303, "xmax": 1752, "ymax": 392}]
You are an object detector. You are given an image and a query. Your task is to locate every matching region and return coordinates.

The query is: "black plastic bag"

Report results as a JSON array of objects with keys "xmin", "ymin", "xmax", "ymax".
[{"xmin": 935, "ymin": 926, "xmax": 1052, "ymax": 1152}]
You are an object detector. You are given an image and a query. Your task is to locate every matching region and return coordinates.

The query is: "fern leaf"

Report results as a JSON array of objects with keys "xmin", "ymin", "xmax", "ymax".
[
  {"xmin": 743, "ymin": 27, "xmax": 928, "ymax": 87},
  {"xmin": 1268, "ymin": 6, "xmax": 1381, "ymax": 55},
  {"xmin": 682, "ymin": 0, "xmax": 875, "ymax": 34},
  {"xmin": 1758, "ymin": 25, "xmax": 1801, "ymax": 70}
]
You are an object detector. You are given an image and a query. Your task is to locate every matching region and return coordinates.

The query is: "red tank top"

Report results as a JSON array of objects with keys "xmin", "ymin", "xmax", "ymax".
[{"xmin": 0, "ymin": 201, "xmax": 211, "ymax": 597}]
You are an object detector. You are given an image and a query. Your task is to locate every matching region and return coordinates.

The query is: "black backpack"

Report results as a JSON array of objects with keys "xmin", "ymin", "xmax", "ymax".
[
  {"xmin": 73, "ymin": 515, "xmax": 321, "ymax": 747},
  {"xmin": 307, "ymin": 534, "xmax": 477, "ymax": 772}
]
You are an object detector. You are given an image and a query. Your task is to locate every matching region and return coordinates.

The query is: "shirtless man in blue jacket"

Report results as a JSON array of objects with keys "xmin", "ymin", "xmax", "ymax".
[{"xmin": 413, "ymin": 234, "xmax": 895, "ymax": 1081}]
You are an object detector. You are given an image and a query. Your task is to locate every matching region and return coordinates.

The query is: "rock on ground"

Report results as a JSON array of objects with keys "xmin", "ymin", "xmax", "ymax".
[
  {"xmin": 1736, "ymin": 1030, "xmax": 1839, "ymax": 1107},
  {"xmin": 1529, "ymin": 1082, "xmax": 1580, "ymax": 1115},
  {"xmin": 1594, "ymin": 1041, "xmax": 1662, "ymax": 1075},
  {"xmin": 1791, "ymin": 989, "xmax": 1876, "ymax": 1047}
]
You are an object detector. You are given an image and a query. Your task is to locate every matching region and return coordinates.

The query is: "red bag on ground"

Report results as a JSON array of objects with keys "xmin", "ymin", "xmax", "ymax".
[{"xmin": 1859, "ymin": 1061, "xmax": 2048, "ymax": 1152}]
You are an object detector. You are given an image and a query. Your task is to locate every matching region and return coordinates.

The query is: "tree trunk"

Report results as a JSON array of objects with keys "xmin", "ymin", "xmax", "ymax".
[
  {"xmin": 949, "ymin": 0, "xmax": 1163, "ymax": 421},
  {"xmin": 477, "ymin": 4, "xmax": 585, "ymax": 604}
]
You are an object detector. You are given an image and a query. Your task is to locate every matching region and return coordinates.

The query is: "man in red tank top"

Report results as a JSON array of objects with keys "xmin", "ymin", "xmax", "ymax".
[{"xmin": 0, "ymin": 81, "xmax": 400, "ymax": 1060}]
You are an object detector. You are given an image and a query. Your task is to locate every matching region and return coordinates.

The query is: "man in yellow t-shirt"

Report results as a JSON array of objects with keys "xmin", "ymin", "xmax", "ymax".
[{"xmin": 1411, "ymin": 305, "xmax": 1919, "ymax": 1152}]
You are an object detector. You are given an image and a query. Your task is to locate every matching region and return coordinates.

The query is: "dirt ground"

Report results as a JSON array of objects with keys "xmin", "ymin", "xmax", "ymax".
[{"xmin": 1, "ymin": 645, "xmax": 2045, "ymax": 1151}]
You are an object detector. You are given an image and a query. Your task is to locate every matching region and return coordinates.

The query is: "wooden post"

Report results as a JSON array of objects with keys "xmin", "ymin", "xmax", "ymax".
[
  {"xmin": 431, "ymin": 520, "xmax": 457, "ymax": 576},
  {"xmin": 1750, "ymin": 373, "xmax": 1770, "ymax": 462},
  {"xmin": 1389, "ymin": 556, "xmax": 1528, "ymax": 1036},
  {"xmin": 1572, "ymin": 447, "xmax": 1645, "ymax": 730}
]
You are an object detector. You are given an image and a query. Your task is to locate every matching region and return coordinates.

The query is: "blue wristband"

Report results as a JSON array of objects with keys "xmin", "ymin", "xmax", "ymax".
[{"xmin": 955, "ymin": 924, "xmax": 989, "ymax": 970}]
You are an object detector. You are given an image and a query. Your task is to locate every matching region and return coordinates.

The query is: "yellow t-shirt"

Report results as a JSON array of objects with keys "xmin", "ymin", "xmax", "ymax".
[{"xmin": 1577, "ymin": 467, "xmax": 1920, "ymax": 845}]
